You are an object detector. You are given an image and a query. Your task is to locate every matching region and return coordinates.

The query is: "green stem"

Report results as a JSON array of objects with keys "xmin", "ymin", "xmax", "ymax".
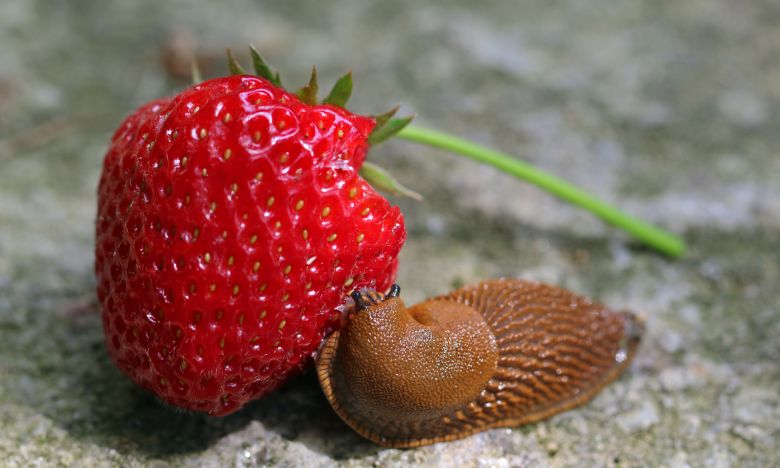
[{"xmin": 396, "ymin": 124, "xmax": 686, "ymax": 258}]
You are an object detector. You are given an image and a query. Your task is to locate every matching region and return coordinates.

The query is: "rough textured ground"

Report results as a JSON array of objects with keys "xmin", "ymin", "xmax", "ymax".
[{"xmin": 1, "ymin": 0, "xmax": 778, "ymax": 466}]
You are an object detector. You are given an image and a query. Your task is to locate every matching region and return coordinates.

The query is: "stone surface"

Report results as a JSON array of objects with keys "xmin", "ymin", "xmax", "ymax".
[{"xmin": 1, "ymin": 0, "xmax": 778, "ymax": 466}]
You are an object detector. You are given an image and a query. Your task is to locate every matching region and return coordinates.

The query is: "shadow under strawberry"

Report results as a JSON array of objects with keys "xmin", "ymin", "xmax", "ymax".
[
  {"xmin": 39, "ymin": 301, "xmax": 255, "ymax": 456},
  {"xmin": 55, "ymin": 315, "xmax": 380, "ymax": 457},
  {"xmin": 45, "ymin": 307, "xmax": 379, "ymax": 459}
]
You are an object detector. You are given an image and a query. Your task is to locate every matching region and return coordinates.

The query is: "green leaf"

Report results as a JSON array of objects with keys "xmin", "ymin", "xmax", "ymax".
[
  {"xmin": 372, "ymin": 105, "xmax": 399, "ymax": 130},
  {"xmin": 323, "ymin": 72, "xmax": 352, "ymax": 107},
  {"xmin": 359, "ymin": 162, "xmax": 422, "ymax": 201},
  {"xmin": 368, "ymin": 115, "xmax": 415, "ymax": 145},
  {"xmin": 249, "ymin": 45, "xmax": 282, "ymax": 87},
  {"xmin": 296, "ymin": 66, "xmax": 319, "ymax": 105},
  {"xmin": 226, "ymin": 48, "xmax": 247, "ymax": 75}
]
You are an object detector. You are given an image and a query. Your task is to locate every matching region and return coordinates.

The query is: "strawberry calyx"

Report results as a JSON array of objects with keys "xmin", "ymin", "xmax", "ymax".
[
  {"xmin": 227, "ymin": 46, "xmax": 413, "ymax": 147},
  {"xmin": 225, "ymin": 46, "xmax": 419, "ymax": 199}
]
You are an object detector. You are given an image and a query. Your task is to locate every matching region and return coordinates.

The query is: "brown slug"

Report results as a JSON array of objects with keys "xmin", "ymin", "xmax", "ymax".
[{"xmin": 316, "ymin": 279, "xmax": 643, "ymax": 448}]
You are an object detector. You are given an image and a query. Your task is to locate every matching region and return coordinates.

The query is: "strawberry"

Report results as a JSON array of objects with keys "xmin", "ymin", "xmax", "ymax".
[{"xmin": 95, "ymin": 48, "xmax": 409, "ymax": 415}]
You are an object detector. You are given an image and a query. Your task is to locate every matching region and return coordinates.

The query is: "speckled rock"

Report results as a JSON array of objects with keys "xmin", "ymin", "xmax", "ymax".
[{"xmin": 1, "ymin": 0, "xmax": 778, "ymax": 466}]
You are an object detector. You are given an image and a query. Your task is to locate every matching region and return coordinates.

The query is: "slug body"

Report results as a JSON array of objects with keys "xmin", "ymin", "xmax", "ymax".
[{"xmin": 316, "ymin": 279, "xmax": 643, "ymax": 448}]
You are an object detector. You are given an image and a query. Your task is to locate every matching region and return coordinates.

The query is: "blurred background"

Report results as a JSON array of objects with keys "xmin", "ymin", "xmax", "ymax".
[{"xmin": 0, "ymin": 0, "xmax": 778, "ymax": 466}]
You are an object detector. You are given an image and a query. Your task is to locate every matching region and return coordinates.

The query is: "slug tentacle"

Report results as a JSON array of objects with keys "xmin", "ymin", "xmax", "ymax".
[{"xmin": 316, "ymin": 279, "xmax": 643, "ymax": 448}]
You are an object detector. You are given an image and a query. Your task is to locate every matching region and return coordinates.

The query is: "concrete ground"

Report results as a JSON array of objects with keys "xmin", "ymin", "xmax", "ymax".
[{"xmin": 0, "ymin": 0, "xmax": 777, "ymax": 466}]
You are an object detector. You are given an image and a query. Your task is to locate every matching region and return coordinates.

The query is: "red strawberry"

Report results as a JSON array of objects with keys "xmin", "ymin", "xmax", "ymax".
[{"xmin": 95, "ymin": 49, "xmax": 408, "ymax": 415}]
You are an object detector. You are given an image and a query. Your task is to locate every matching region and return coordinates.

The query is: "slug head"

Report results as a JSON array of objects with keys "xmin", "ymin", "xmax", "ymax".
[{"xmin": 317, "ymin": 287, "xmax": 498, "ymax": 441}]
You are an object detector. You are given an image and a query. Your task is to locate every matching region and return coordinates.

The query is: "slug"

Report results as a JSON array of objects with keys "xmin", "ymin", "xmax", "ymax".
[{"xmin": 316, "ymin": 279, "xmax": 643, "ymax": 448}]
